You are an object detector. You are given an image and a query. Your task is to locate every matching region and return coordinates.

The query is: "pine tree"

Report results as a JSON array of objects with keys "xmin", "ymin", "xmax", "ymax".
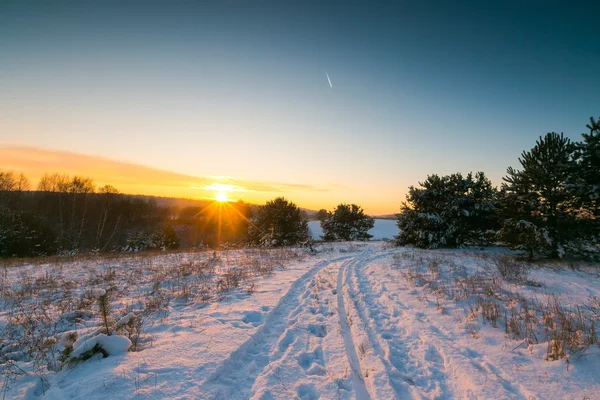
[
  {"xmin": 396, "ymin": 172, "xmax": 497, "ymax": 248},
  {"xmin": 320, "ymin": 204, "xmax": 374, "ymax": 241},
  {"xmin": 579, "ymin": 117, "xmax": 600, "ymax": 220},
  {"xmin": 97, "ymin": 290, "xmax": 112, "ymax": 335},
  {"xmin": 0, "ymin": 210, "xmax": 57, "ymax": 257},
  {"xmin": 248, "ymin": 197, "xmax": 309, "ymax": 247},
  {"xmin": 498, "ymin": 132, "xmax": 578, "ymax": 258}
]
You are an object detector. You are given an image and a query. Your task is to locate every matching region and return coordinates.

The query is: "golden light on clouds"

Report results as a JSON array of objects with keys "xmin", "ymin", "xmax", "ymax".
[
  {"xmin": 205, "ymin": 183, "xmax": 239, "ymax": 193},
  {"xmin": 0, "ymin": 145, "xmax": 356, "ymax": 209}
]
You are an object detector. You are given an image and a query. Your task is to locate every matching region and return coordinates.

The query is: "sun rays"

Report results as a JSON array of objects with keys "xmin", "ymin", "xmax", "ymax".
[{"xmin": 190, "ymin": 184, "xmax": 262, "ymax": 248}]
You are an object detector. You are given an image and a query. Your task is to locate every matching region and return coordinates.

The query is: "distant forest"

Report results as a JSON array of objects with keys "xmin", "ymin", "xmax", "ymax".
[{"xmin": 0, "ymin": 173, "xmax": 254, "ymax": 257}]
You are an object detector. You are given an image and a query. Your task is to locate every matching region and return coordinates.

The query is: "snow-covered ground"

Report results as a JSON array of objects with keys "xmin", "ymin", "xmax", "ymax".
[
  {"xmin": 308, "ymin": 219, "xmax": 399, "ymax": 241},
  {"xmin": 1, "ymin": 243, "xmax": 599, "ymax": 399}
]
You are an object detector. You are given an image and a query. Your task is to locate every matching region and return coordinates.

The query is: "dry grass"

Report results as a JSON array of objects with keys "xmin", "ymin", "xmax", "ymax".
[
  {"xmin": 392, "ymin": 250, "xmax": 599, "ymax": 361},
  {"xmin": 0, "ymin": 246, "xmax": 307, "ymax": 393}
]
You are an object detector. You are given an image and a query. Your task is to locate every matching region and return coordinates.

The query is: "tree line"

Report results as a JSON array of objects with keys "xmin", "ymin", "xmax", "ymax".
[
  {"xmin": 0, "ymin": 169, "xmax": 374, "ymax": 257},
  {"xmin": 396, "ymin": 116, "xmax": 600, "ymax": 259},
  {"xmin": 1, "ymin": 116, "xmax": 597, "ymax": 259},
  {"xmin": 0, "ymin": 173, "xmax": 178, "ymax": 257}
]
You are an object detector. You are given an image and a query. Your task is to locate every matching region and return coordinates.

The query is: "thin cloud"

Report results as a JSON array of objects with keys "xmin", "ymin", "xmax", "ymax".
[{"xmin": 0, "ymin": 145, "xmax": 342, "ymax": 196}]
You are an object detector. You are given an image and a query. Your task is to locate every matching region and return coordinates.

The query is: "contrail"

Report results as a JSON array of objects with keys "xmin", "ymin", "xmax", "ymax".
[{"xmin": 326, "ymin": 72, "xmax": 333, "ymax": 88}]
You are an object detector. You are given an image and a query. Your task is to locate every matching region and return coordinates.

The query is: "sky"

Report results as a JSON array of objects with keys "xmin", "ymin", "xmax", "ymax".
[{"xmin": 1, "ymin": 1, "xmax": 599, "ymax": 214}]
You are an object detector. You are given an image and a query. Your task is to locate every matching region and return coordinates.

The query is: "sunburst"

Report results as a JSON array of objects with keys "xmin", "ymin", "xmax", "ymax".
[{"xmin": 215, "ymin": 191, "xmax": 228, "ymax": 202}]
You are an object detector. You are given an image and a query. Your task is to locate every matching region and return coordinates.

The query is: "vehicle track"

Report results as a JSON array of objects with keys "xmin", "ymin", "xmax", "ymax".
[
  {"xmin": 336, "ymin": 251, "xmax": 372, "ymax": 399},
  {"xmin": 353, "ymin": 255, "xmax": 533, "ymax": 399},
  {"xmin": 347, "ymin": 253, "xmax": 454, "ymax": 399},
  {"xmin": 340, "ymin": 250, "xmax": 417, "ymax": 399},
  {"xmin": 201, "ymin": 247, "xmax": 534, "ymax": 400},
  {"xmin": 200, "ymin": 254, "xmax": 353, "ymax": 399}
]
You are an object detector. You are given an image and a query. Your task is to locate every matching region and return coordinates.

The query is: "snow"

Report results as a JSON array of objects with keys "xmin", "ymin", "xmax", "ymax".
[
  {"xmin": 71, "ymin": 334, "xmax": 132, "ymax": 358},
  {"xmin": 116, "ymin": 312, "xmax": 136, "ymax": 328},
  {"xmin": 308, "ymin": 220, "xmax": 324, "ymax": 239},
  {"xmin": 1, "ymin": 243, "xmax": 599, "ymax": 399},
  {"xmin": 309, "ymin": 218, "xmax": 399, "ymax": 241},
  {"xmin": 89, "ymin": 288, "xmax": 106, "ymax": 297}
]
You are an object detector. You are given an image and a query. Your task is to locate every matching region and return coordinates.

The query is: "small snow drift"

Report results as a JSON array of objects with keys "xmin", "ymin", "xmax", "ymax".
[{"xmin": 71, "ymin": 334, "xmax": 132, "ymax": 358}]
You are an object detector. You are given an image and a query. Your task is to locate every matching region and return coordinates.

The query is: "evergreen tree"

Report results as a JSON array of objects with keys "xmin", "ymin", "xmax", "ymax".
[
  {"xmin": 155, "ymin": 225, "xmax": 180, "ymax": 250},
  {"xmin": 316, "ymin": 209, "xmax": 329, "ymax": 222},
  {"xmin": 320, "ymin": 203, "xmax": 374, "ymax": 241},
  {"xmin": 0, "ymin": 209, "xmax": 56, "ymax": 257},
  {"xmin": 498, "ymin": 132, "xmax": 578, "ymax": 258},
  {"xmin": 578, "ymin": 116, "xmax": 600, "ymax": 222},
  {"xmin": 396, "ymin": 172, "xmax": 497, "ymax": 248},
  {"xmin": 248, "ymin": 197, "xmax": 309, "ymax": 247}
]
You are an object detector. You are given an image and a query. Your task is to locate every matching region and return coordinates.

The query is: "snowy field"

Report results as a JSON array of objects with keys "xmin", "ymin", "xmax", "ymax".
[
  {"xmin": 1, "ymin": 243, "xmax": 599, "ymax": 399},
  {"xmin": 308, "ymin": 219, "xmax": 399, "ymax": 241}
]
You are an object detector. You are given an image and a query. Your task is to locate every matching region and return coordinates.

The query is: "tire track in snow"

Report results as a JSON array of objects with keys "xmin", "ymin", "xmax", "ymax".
[
  {"xmin": 384, "ymin": 286, "xmax": 531, "ymax": 399},
  {"xmin": 350, "ymin": 258, "xmax": 453, "ymax": 399},
  {"xmin": 248, "ymin": 258, "xmax": 350, "ymax": 399},
  {"xmin": 248, "ymin": 248, "xmax": 387, "ymax": 399},
  {"xmin": 360, "ymin": 258, "xmax": 532, "ymax": 400},
  {"xmin": 200, "ymin": 254, "xmax": 353, "ymax": 399},
  {"xmin": 336, "ymin": 253, "xmax": 373, "ymax": 400},
  {"xmin": 341, "ymin": 250, "xmax": 420, "ymax": 399}
]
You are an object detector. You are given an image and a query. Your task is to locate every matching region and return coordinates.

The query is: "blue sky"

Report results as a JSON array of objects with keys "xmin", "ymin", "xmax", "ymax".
[{"xmin": 1, "ymin": 1, "xmax": 598, "ymax": 213}]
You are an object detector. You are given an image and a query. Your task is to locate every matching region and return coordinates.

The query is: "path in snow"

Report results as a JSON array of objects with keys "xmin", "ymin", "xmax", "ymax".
[
  {"xmin": 200, "ymin": 255, "xmax": 355, "ymax": 399},
  {"xmin": 352, "ymin": 253, "xmax": 533, "ymax": 399},
  {"xmin": 200, "ymin": 247, "xmax": 564, "ymax": 399},
  {"xmin": 336, "ymin": 250, "xmax": 374, "ymax": 399},
  {"xmin": 199, "ymin": 247, "xmax": 539, "ymax": 399},
  {"xmin": 6, "ymin": 244, "xmax": 598, "ymax": 399},
  {"xmin": 201, "ymin": 247, "xmax": 406, "ymax": 399}
]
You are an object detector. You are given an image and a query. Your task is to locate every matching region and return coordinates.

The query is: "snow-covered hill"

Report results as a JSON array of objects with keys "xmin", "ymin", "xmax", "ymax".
[{"xmin": 1, "ymin": 243, "xmax": 599, "ymax": 399}]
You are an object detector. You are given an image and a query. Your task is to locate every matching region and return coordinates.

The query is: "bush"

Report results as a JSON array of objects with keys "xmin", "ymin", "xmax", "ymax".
[
  {"xmin": 154, "ymin": 225, "xmax": 180, "ymax": 250},
  {"xmin": 496, "ymin": 219, "xmax": 552, "ymax": 260},
  {"xmin": 124, "ymin": 225, "xmax": 180, "ymax": 251},
  {"xmin": 248, "ymin": 197, "xmax": 309, "ymax": 247},
  {"xmin": 395, "ymin": 172, "xmax": 498, "ymax": 248},
  {"xmin": 0, "ymin": 210, "xmax": 57, "ymax": 257},
  {"xmin": 320, "ymin": 204, "xmax": 374, "ymax": 241},
  {"xmin": 493, "ymin": 256, "xmax": 529, "ymax": 283}
]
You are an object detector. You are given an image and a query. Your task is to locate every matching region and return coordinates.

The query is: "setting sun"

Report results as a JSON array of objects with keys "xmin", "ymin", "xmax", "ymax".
[
  {"xmin": 215, "ymin": 191, "xmax": 228, "ymax": 202},
  {"xmin": 207, "ymin": 183, "xmax": 235, "ymax": 202}
]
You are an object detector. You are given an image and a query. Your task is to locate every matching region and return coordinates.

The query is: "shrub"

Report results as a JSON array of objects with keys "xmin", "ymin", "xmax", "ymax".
[
  {"xmin": 0, "ymin": 210, "xmax": 57, "ymax": 257},
  {"xmin": 396, "ymin": 172, "xmax": 498, "ymax": 248},
  {"xmin": 493, "ymin": 256, "xmax": 529, "ymax": 283},
  {"xmin": 496, "ymin": 219, "xmax": 552, "ymax": 260},
  {"xmin": 248, "ymin": 197, "xmax": 309, "ymax": 247},
  {"xmin": 320, "ymin": 204, "xmax": 374, "ymax": 241}
]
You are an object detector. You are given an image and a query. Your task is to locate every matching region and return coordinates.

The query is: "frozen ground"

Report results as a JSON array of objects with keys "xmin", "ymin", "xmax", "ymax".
[
  {"xmin": 1, "ymin": 243, "xmax": 599, "ymax": 399},
  {"xmin": 308, "ymin": 219, "xmax": 399, "ymax": 241}
]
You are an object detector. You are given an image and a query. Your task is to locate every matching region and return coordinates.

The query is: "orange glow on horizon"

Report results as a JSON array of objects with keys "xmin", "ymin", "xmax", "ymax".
[{"xmin": 0, "ymin": 145, "xmax": 405, "ymax": 214}]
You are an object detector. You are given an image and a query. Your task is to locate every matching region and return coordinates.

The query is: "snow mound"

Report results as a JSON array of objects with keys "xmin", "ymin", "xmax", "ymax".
[
  {"xmin": 71, "ymin": 334, "xmax": 131, "ymax": 358},
  {"xmin": 116, "ymin": 312, "xmax": 136, "ymax": 328}
]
